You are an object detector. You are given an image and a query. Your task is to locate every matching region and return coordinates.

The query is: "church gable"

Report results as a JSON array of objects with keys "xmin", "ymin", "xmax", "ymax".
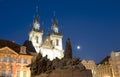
[
  {"xmin": 0, "ymin": 47, "xmax": 18, "ymax": 55},
  {"xmin": 42, "ymin": 36, "xmax": 53, "ymax": 49}
]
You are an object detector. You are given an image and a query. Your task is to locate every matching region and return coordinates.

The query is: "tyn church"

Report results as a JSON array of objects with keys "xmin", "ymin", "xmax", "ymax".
[{"xmin": 29, "ymin": 10, "xmax": 64, "ymax": 60}]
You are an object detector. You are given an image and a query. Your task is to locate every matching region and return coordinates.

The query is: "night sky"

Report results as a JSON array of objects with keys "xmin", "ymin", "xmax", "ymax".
[{"xmin": 0, "ymin": 0, "xmax": 120, "ymax": 63}]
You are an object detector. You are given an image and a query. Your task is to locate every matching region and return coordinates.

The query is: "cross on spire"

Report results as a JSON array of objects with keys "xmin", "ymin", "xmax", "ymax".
[{"xmin": 34, "ymin": 6, "xmax": 39, "ymax": 23}]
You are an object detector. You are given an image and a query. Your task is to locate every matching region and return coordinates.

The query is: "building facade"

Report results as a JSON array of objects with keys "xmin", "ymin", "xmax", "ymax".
[
  {"xmin": 0, "ymin": 40, "xmax": 33, "ymax": 77},
  {"xmin": 82, "ymin": 57, "xmax": 113, "ymax": 77},
  {"xmin": 81, "ymin": 60, "xmax": 97, "ymax": 77},
  {"xmin": 110, "ymin": 51, "xmax": 120, "ymax": 77},
  {"xmin": 29, "ymin": 10, "xmax": 64, "ymax": 60},
  {"xmin": 96, "ymin": 56, "xmax": 113, "ymax": 77}
]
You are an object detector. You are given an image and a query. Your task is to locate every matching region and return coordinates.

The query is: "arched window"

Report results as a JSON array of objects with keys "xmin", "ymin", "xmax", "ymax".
[
  {"xmin": 51, "ymin": 40, "xmax": 53, "ymax": 45},
  {"xmin": 56, "ymin": 39, "xmax": 59, "ymax": 46},
  {"xmin": 36, "ymin": 36, "xmax": 39, "ymax": 43}
]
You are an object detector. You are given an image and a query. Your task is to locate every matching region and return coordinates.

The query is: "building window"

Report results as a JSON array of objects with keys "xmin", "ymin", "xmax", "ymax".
[
  {"xmin": 51, "ymin": 40, "xmax": 53, "ymax": 45},
  {"xmin": 8, "ymin": 70, "xmax": 12, "ymax": 77},
  {"xmin": 9, "ymin": 57, "xmax": 13, "ymax": 63},
  {"xmin": 56, "ymin": 39, "xmax": 59, "ymax": 46},
  {"xmin": 3, "ymin": 57, "xmax": 7, "ymax": 62},
  {"xmin": 2, "ymin": 70, "xmax": 6, "ymax": 76},
  {"xmin": 23, "ymin": 71, "xmax": 27, "ymax": 77},
  {"xmin": 17, "ymin": 58, "xmax": 21, "ymax": 63},
  {"xmin": 24, "ymin": 59, "xmax": 27, "ymax": 64},
  {"xmin": 17, "ymin": 70, "xmax": 20, "ymax": 77}
]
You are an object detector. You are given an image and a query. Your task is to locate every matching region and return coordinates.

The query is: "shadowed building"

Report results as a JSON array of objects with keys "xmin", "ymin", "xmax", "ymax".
[{"xmin": 0, "ymin": 40, "xmax": 33, "ymax": 77}]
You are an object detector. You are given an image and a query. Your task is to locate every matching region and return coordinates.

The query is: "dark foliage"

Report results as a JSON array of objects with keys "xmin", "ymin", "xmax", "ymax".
[
  {"xmin": 30, "ymin": 53, "xmax": 86, "ymax": 77},
  {"xmin": 64, "ymin": 38, "xmax": 72, "ymax": 59}
]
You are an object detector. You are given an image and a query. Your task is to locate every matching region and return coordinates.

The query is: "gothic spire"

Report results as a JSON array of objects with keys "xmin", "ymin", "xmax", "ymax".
[
  {"xmin": 52, "ymin": 16, "xmax": 58, "ymax": 27},
  {"xmin": 51, "ymin": 14, "xmax": 59, "ymax": 33},
  {"xmin": 33, "ymin": 6, "xmax": 40, "ymax": 30},
  {"xmin": 34, "ymin": 6, "xmax": 39, "ymax": 24}
]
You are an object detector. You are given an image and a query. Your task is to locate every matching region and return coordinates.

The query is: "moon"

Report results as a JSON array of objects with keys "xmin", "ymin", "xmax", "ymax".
[{"xmin": 77, "ymin": 45, "xmax": 80, "ymax": 50}]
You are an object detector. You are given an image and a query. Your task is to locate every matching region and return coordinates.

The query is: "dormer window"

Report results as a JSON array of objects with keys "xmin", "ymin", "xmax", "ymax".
[{"xmin": 20, "ymin": 46, "xmax": 26, "ymax": 54}]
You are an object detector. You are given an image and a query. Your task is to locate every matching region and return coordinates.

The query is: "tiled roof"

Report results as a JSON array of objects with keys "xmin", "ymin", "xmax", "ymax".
[
  {"xmin": 0, "ymin": 39, "xmax": 31, "ymax": 55},
  {"xmin": 98, "ymin": 56, "xmax": 110, "ymax": 64}
]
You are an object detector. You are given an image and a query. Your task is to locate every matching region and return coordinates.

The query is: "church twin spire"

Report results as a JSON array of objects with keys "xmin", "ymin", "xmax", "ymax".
[
  {"xmin": 32, "ymin": 7, "xmax": 60, "ymax": 34},
  {"xmin": 29, "ymin": 7, "xmax": 64, "ymax": 59}
]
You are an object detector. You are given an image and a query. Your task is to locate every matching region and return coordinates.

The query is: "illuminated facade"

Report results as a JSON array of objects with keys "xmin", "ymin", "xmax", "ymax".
[
  {"xmin": 0, "ymin": 40, "xmax": 33, "ymax": 77},
  {"xmin": 96, "ymin": 56, "xmax": 113, "ymax": 77},
  {"xmin": 29, "ymin": 10, "xmax": 64, "ymax": 60},
  {"xmin": 81, "ymin": 60, "xmax": 97, "ymax": 77},
  {"xmin": 110, "ymin": 51, "xmax": 120, "ymax": 77},
  {"xmin": 82, "ymin": 57, "xmax": 113, "ymax": 77}
]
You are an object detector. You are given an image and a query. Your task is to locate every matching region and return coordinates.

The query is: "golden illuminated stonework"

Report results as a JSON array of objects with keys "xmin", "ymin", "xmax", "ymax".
[{"xmin": 0, "ymin": 40, "xmax": 33, "ymax": 77}]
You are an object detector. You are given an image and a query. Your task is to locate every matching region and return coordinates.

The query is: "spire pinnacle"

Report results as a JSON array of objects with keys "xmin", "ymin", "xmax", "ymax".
[
  {"xmin": 34, "ymin": 6, "xmax": 39, "ymax": 23},
  {"xmin": 52, "ymin": 13, "xmax": 59, "ymax": 33},
  {"xmin": 32, "ymin": 6, "xmax": 40, "ymax": 30},
  {"xmin": 52, "ymin": 11, "xmax": 57, "ymax": 26}
]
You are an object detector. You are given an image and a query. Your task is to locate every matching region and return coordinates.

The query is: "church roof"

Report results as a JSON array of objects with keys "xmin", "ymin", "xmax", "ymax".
[
  {"xmin": 31, "ymin": 28, "xmax": 43, "ymax": 33},
  {"xmin": 23, "ymin": 40, "xmax": 37, "ymax": 53},
  {"xmin": 33, "ymin": 6, "xmax": 40, "ymax": 25},
  {"xmin": 0, "ymin": 39, "xmax": 31, "ymax": 55},
  {"xmin": 52, "ymin": 16, "xmax": 58, "ymax": 27},
  {"xmin": 51, "ymin": 32, "xmax": 63, "ymax": 36}
]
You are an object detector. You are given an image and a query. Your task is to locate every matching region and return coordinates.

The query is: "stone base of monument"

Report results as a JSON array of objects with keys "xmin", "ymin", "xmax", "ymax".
[{"xmin": 34, "ymin": 68, "xmax": 92, "ymax": 77}]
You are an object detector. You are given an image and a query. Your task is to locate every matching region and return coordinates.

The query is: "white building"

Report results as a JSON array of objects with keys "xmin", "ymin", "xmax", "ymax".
[{"xmin": 29, "ymin": 10, "xmax": 64, "ymax": 60}]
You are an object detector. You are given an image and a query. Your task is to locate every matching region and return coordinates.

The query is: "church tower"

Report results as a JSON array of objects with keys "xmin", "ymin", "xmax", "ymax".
[
  {"xmin": 50, "ymin": 16, "xmax": 63, "ymax": 50},
  {"xmin": 29, "ymin": 8, "xmax": 43, "ymax": 53}
]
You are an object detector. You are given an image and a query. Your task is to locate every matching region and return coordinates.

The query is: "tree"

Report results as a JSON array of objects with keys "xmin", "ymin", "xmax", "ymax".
[{"xmin": 64, "ymin": 38, "xmax": 72, "ymax": 59}]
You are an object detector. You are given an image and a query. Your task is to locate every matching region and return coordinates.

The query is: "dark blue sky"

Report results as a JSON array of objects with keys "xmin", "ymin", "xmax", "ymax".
[{"xmin": 0, "ymin": 0, "xmax": 120, "ymax": 63}]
